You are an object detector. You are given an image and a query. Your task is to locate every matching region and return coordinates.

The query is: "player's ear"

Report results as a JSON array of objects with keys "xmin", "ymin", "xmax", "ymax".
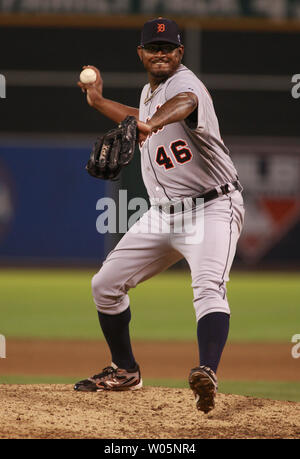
[
  {"xmin": 137, "ymin": 46, "xmax": 143, "ymax": 61},
  {"xmin": 178, "ymin": 45, "xmax": 184, "ymax": 60}
]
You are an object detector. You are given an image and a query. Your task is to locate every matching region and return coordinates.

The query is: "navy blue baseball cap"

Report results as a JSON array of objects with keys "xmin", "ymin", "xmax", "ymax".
[{"xmin": 140, "ymin": 18, "xmax": 182, "ymax": 46}]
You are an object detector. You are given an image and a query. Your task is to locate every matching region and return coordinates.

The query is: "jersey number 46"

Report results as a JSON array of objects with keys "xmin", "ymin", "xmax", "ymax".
[{"xmin": 156, "ymin": 140, "xmax": 193, "ymax": 170}]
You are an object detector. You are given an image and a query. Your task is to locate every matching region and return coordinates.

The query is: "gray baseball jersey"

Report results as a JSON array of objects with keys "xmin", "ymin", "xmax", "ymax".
[{"xmin": 139, "ymin": 64, "xmax": 238, "ymax": 202}]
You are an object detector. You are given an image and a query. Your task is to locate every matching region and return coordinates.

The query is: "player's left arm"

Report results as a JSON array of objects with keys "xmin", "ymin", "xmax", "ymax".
[{"xmin": 141, "ymin": 92, "xmax": 198, "ymax": 135}]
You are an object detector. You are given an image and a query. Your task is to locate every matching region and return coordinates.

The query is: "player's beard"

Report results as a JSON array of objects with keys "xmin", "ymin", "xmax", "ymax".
[
  {"xmin": 150, "ymin": 68, "xmax": 170, "ymax": 78},
  {"xmin": 148, "ymin": 62, "xmax": 175, "ymax": 80}
]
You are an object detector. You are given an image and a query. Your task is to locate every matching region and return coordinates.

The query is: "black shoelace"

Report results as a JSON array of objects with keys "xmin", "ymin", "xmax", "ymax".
[{"xmin": 92, "ymin": 366, "xmax": 116, "ymax": 380}]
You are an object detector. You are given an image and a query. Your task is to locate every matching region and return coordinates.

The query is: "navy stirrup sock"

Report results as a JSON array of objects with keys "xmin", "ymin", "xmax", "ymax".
[
  {"xmin": 97, "ymin": 307, "xmax": 136, "ymax": 370},
  {"xmin": 197, "ymin": 312, "xmax": 230, "ymax": 374}
]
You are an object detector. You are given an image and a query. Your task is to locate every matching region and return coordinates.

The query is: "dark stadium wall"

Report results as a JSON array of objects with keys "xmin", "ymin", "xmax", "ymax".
[{"xmin": 0, "ymin": 25, "xmax": 299, "ymax": 266}]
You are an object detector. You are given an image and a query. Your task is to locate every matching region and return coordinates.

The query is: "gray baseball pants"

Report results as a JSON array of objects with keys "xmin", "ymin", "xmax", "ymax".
[{"xmin": 92, "ymin": 190, "xmax": 244, "ymax": 321}]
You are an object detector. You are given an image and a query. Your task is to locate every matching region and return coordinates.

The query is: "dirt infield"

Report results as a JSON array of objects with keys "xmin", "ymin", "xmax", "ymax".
[
  {"xmin": 1, "ymin": 384, "xmax": 299, "ymax": 439},
  {"xmin": 1, "ymin": 340, "xmax": 299, "ymax": 439},
  {"xmin": 0, "ymin": 339, "xmax": 299, "ymax": 381}
]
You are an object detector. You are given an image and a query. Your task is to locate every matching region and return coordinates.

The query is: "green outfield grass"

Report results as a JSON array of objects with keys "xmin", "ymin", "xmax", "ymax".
[
  {"xmin": 0, "ymin": 375, "xmax": 299, "ymax": 402},
  {"xmin": 0, "ymin": 269, "xmax": 299, "ymax": 342}
]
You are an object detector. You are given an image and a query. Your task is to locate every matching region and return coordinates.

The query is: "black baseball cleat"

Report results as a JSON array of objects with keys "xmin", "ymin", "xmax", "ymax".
[
  {"xmin": 189, "ymin": 365, "xmax": 218, "ymax": 414},
  {"xmin": 74, "ymin": 362, "xmax": 143, "ymax": 392}
]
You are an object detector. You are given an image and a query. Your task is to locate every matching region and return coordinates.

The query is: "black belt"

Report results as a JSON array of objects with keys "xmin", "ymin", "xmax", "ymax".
[
  {"xmin": 192, "ymin": 180, "xmax": 241, "ymax": 205},
  {"xmin": 159, "ymin": 180, "xmax": 242, "ymax": 215}
]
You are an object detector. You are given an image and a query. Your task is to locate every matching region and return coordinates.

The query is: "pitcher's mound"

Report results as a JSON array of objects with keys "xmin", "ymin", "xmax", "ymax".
[{"xmin": 1, "ymin": 384, "xmax": 299, "ymax": 439}]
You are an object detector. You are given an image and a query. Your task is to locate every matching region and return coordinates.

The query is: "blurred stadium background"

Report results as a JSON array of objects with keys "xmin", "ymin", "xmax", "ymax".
[{"xmin": 0, "ymin": 0, "xmax": 299, "ymax": 401}]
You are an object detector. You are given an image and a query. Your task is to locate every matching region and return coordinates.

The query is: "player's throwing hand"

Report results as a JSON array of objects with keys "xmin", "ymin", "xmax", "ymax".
[{"xmin": 77, "ymin": 65, "xmax": 103, "ymax": 107}]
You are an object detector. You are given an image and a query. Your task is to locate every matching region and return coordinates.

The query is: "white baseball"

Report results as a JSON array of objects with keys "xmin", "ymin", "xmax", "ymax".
[{"xmin": 80, "ymin": 68, "xmax": 97, "ymax": 84}]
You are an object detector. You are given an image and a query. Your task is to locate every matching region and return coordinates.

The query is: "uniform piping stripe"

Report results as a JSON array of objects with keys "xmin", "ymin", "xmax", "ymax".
[
  {"xmin": 147, "ymin": 144, "xmax": 171, "ymax": 200},
  {"xmin": 147, "ymin": 97, "xmax": 171, "ymax": 200},
  {"xmin": 219, "ymin": 196, "xmax": 233, "ymax": 296}
]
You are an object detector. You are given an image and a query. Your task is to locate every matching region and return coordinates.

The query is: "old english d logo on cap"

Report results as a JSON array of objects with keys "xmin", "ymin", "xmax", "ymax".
[{"xmin": 157, "ymin": 23, "xmax": 166, "ymax": 33}]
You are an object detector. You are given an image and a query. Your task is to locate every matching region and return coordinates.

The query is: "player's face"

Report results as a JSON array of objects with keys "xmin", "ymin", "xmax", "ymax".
[{"xmin": 137, "ymin": 43, "xmax": 184, "ymax": 80}]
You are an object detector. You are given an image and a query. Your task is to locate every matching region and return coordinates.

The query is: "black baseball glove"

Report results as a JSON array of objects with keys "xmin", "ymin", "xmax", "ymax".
[{"xmin": 86, "ymin": 116, "xmax": 138, "ymax": 180}]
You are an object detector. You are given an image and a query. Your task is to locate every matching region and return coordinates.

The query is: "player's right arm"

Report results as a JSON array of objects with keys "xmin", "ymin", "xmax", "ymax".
[{"xmin": 78, "ymin": 65, "xmax": 139, "ymax": 124}]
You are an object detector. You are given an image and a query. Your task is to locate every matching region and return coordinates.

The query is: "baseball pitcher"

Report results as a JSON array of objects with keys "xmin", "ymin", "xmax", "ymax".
[{"xmin": 74, "ymin": 18, "xmax": 245, "ymax": 414}]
